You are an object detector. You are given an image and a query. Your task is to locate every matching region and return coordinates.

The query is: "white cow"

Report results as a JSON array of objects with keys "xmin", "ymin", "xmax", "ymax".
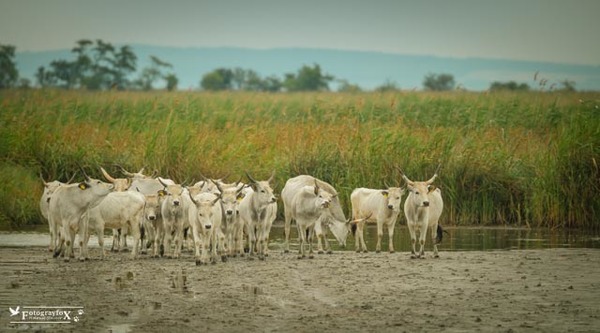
[
  {"xmin": 351, "ymin": 186, "xmax": 405, "ymax": 253},
  {"xmin": 188, "ymin": 192, "xmax": 223, "ymax": 265},
  {"xmin": 284, "ymin": 180, "xmax": 351, "ymax": 259},
  {"xmin": 100, "ymin": 167, "xmax": 133, "ymax": 252},
  {"xmin": 238, "ymin": 172, "xmax": 277, "ymax": 260},
  {"xmin": 140, "ymin": 191, "xmax": 164, "ymax": 257},
  {"xmin": 213, "ymin": 181, "xmax": 246, "ymax": 257},
  {"xmin": 159, "ymin": 179, "xmax": 188, "ymax": 258},
  {"xmin": 282, "ymin": 175, "xmax": 349, "ymax": 254},
  {"xmin": 85, "ymin": 191, "xmax": 145, "ymax": 259},
  {"xmin": 51, "ymin": 171, "xmax": 114, "ymax": 261},
  {"xmin": 401, "ymin": 167, "xmax": 444, "ymax": 258},
  {"xmin": 40, "ymin": 179, "xmax": 66, "ymax": 252}
]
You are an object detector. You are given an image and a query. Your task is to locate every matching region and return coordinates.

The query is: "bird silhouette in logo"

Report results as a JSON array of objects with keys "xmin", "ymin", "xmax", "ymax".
[{"xmin": 9, "ymin": 306, "xmax": 20, "ymax": 316}]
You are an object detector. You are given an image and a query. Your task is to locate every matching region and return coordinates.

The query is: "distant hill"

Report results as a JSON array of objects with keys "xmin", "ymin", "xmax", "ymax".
[{"xmin": 15, "ymin": 45, "xmax": 600, "ymax": 91}]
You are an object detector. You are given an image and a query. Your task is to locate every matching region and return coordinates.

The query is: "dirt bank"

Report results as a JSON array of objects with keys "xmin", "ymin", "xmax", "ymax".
[{"xmin": 1, "ymin": 247, "xmax": 599, "ymax": 332}]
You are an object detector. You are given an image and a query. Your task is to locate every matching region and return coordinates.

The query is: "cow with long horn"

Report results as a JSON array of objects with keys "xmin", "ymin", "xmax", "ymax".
[
  {"xmin": 399, "ymin": 164, "xmax": 444, "ymax": 258},
  {"xmin": 238, "ymin": 171, "xmax": 277, "ymax": 260}
]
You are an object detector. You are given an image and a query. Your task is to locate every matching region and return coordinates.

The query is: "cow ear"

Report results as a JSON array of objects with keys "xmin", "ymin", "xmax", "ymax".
[
  {"xmin": 78, "ymin": 182, "xmax": 89, "ymax": 190},
  {"xmin": 381, "ymin": 190, "xmax": 389, "ymax": 198},
  {"xmin": 236, "ymin": 192, "xmax": 245, "ymax": 202},
  {"xmin": 428, "ymin": 185, "xmax": 437, "ymax": 193},
  {"xmin": 158, "ymin": 190, "xmax": 167, "ymax": 197}
]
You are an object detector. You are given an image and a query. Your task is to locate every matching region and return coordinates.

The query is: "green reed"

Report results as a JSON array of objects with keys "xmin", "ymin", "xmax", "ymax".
[{"xmin": 0, "ymin": 89, "xmax": 598, "ymax": 228}]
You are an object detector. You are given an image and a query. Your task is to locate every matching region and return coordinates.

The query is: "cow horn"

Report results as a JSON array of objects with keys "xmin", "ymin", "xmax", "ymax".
[
  {"xmin": 397, "ymin": 167, "xmax": 414, "ymax": 186},
  {"xmin": 245, "ymin": 171, "xmax": 258, "ymax": 184},
  {"xmin": 158, "ymin": 177, "xmax": 168, "ymax": 188},
  {"xmin": 213, "ymin": 179, "xmax": 224, "ymax": 194},
  {"xmin": 66, "ymin": 172, "xmax": 77, "ymax": 184},
  {"xmin": 211, "ymin": 195, "xmax": 221, "ymax": 206},
  {"xmin": 116, "ymin": 164, "xmax": 136, "ymax": 177},
  {"xmin": 426, "ymin": 164, "xmax": 441, "ymax": 185},
  {"xmin": 187, "ymin": 190, "xmax": 198, "ymax": 205},
  {"xmin": 78, "ymin": 164, "xmax": 90, "ymax": 182},
  {"xmin": 100, "ymin": 167, "xmax": 116, "ymax": 183},
  {"xmin": 39, "ymin": 172, "xmax": 49, "ymax": 186},
  {"xmin": 267, "ymin": 170, "xmax": 275, "ymax": 183},
  {"xmin": 384, "ymin": 180, "xmax": 391, "ymax": 189},
  {"xmin": 314, "ymin": 179, "xmax": 320, "ymax": 195}
]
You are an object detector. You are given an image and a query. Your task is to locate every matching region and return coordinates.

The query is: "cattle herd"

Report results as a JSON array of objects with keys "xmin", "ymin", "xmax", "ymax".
[{"xmin": 40, "ymin": 166, "xmax": 445, "ymax": 265}]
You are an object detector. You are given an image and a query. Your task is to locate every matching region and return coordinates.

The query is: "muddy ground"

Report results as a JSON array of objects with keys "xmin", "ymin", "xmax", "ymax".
[{"xmin": 1, "ymin": 246, "xmax": 599, "ymax": 333}]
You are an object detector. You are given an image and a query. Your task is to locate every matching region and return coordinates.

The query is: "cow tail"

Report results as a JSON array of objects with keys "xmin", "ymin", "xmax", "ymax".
[
  {"xmin": 351, "ymin": 223, "xmax": 357, "ymax": 236},
  {"xmin": 436, "ymin": 224, "xmax": 444, "ymax": 244}
]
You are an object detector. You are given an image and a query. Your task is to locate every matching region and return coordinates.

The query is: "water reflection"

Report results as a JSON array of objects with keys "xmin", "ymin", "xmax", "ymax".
[
  {"xmin": 268, "ymin": 225, "xmax": 600, "ymax": 252},
  {"xmin": 1, "ymin": 224, "xmax": 599, "ymax": 252}
]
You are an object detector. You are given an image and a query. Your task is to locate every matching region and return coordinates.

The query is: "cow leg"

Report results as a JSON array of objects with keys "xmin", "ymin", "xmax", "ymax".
[
  {"xmin": 376, "ymin": 221, "xmax": 384, "ymax": 253},
  {"xmin": 297, "ymin": 224, "xmax": 306, "ymax": 259},
  {"xmin": 430, "ymin": 223, "xmax": 440, "ymax": 258},
  {"xmin": 307, "ymin": 227, "xmax": 315, "ymax": 259},
  {"xmin": 121, "ymin": 227, "xmax": 129, "ymax": 252},
  {"xmin": 313, "ymin": 220, "xmax": 325, "ymax": 254},
  {"xmin": 418, "ymin": 226, "xmax": 427, "ymax": 259},
  {"xmin": 284, "ymin": 209, "xmax": 292, "ymax": 253},
  {"xmin": 387, "ymin": 221, "xmax": 395, "ymax": 253},
  {"xmin": 408, "ymin": 223, "xmax": 418, "ymax": 259}
]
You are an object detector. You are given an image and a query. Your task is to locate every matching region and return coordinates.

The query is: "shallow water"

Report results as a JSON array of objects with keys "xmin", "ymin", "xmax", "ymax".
[{"xmin": 1, "ymin": 223, "xmax": 599, "ymax": 252}]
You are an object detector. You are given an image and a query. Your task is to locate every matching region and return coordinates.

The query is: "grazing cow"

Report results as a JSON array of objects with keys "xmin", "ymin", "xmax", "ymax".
[
  {"xmin": 51, "ymin": 170, "xmax": 114, "ymax": 261},
  {"xmin": 284, "ymin": 180, "xmax": 360, "ymax": 259},
  {"xmin": 282, "ymin": 175, "xmax": 349, "ymax": 254},
  {"xmin": 159, "ymin": 178, "xmax": 188, "ymax": 258},
  {"xmin": 237, "ymin": 172, "xmax": 277, "ymax": 260},
  {"xmin": 350, "ymin": 185, "xmax": 405, "ymax": 253},
  {"xmin": 401, "ymin": 166, "xmax": 444, "ymax": 258},
  {"xmin": 85, "ymin": 191, "xmax": 145, "ymax": 259},
  {"xmin": 188, "ymin": 192, "xmax": 223, "ymax": 265}
]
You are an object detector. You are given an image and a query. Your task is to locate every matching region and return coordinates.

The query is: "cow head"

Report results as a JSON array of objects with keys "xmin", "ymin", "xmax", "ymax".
[
  {"xmin": 101, "ymin": 167, "xmax": 131, "ymax": 192},
  {"xmin": 189, "ymin": 193, "xmax": 221, "ymax": 230},
  {"xmin": 142, "ymin": 192, "xmax": 162, "ymax": 222},
  {"xmin": 401, "ymin": 165, "xmax": 440, "ymax": 208},
  {"xmin": 382, "ymin": 184, "xmax": 405, "ymax": 212},
  {"xmin": 246, "ymin": 171, "xmax": 277, "ymax": 207},
  {"xmin": 313, "ymin": 180, "xmax": 335, "ymax": 209},
  {"xmin": 215, "ymin": 181, "xmax": 245, "ymax": 219},
  {"xmin": 159, "ymin": 178, "xmax": 184, "ymax": 208}
]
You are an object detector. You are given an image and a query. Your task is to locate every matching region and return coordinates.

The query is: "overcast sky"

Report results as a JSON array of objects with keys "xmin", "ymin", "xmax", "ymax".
[{"xmin": 1, "ymin": 0, "xmax": 599, "ymax": 65}]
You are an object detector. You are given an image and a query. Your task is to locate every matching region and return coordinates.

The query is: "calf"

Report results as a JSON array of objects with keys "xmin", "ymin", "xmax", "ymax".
[
  {"xmin": 350, "ymin": 185, "xmax": 405, "ymax": 253},
  {"xmin": 401, "ymin": 166, "xmax": 444, "ymax": 258},
  {"xmin": 159, "ymin": 178, "xmax": 188, "ymax": 258}
]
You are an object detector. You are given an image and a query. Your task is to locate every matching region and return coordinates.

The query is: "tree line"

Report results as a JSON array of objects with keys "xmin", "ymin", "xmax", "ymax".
[{"xmin": 0, "ymin": 41, "xmax": 577, "ymax": 92}]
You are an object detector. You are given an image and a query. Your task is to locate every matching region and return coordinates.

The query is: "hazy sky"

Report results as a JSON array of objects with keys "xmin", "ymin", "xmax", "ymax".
[{"xmin": 1, "ymin": 0, "xmax": 599, "ymax": 65}]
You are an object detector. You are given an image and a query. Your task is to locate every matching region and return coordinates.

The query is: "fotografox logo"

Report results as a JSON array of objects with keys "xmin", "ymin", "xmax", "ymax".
[
  {"xmin": 9, "ymin": 306, "xmax": 20, "ymax": 316},
  {"xmin": 8, "ymin": 306, "xmax": 84, "ymax": 324}
]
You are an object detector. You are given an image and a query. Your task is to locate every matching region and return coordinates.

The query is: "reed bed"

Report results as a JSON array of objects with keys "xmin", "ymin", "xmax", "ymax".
[{"xmin": 0, "ymin": 89, "xmax": 598, "ymax": 229}]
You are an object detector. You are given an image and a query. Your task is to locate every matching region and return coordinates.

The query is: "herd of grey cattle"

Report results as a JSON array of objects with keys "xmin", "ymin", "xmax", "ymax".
[{"xmin": 40, "ymin": 166, "xmax": 444, "ymax": 265}]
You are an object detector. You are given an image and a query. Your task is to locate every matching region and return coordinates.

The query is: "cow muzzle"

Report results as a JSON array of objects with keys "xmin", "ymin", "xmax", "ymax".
[
  {"xmin": 173, "ymin": 200, "xmax": 180, "ymax": 206},
  {"xmin": 226, "ymin": 209, "xmax": 234, "ymax": 216},
  {"xmin": 423, "ymin": 201, "xmax": 430, "ymax": 207},
  {"xmin": 205, "ymin": 225, "xmax": 212, "ymax": 230},
  {"xmin": 148, "ymin": 215, "xmax": 156, "ymax": 221}
]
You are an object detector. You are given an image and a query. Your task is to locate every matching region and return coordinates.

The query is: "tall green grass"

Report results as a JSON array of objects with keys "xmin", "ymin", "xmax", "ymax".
[{"xmin": 1, "ymin": 89, "xmax": 598, "ymax": 228}]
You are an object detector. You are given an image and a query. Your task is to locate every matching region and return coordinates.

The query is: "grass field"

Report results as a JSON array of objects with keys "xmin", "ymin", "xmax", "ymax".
[{"xmin": 0, "ymin": 89, "xmax": 598, "ymax": 228}]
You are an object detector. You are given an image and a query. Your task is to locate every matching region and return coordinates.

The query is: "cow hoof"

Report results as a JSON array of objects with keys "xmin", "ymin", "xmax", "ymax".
[
  {"xmin": 297, "ymin": 255, "xmax": 304, "ymax": 259},
  {"xmin": 247, "ymin": 256, "xmax": 255, "ymax": 261},
  {"xmin": 122, "ymin": 248, "xmax": 130, "ymax": 253},
  {"xmin": 355, "ymin": 249, "xmax": 361, "ymax": 253},
  {"xmin": 308, "ymin": 255, "xmax": 315, "ymax": 259},
  {"xmin": 410, "ymin": 255, "xmax": 417, "ymax": 259},
  {"xmin": 64, "ymin": 258, "xmax": 70, "ymax": 262},
  {"xmin": 419, "ymin": 256, "xmax": 426, "ymax": 260},
  {"xmin": 327, "ymin": 250, "xmax": 333, "ymax": 254},
  {"xmin": 318, "ymin": 250, "xmax": 324, "ymax": 254},
  {"xmin": 284, "ymin": 250, "xmax": 290, "ymax": 254},
  {"xmin": 363, "ymin": 250, "xmax": 368, "ymax": 254},
  {"xmin": 264, "ymin": 253, "xmax": 269, "ymax": 257},
  {"xmin": 240, "ymin": 253, "xmax": 245, "ymax": 258},
  {"xmin": 376, "ymin": 250, "xmax": 381, "ymax": 254},
  {"xmin": 195, "ymin": 260, "xmax": 203, "ymax": 266},
  {"xmin": 211, "ymin": 261, "xmax": 217, "ymax": 265},
  {"xmin": 221, "ymin": 256, "xmax": 228, "ymax": 263},
  {"xmin": 390, "ymin": 251, "xmax": 395, "ymax": 254},
  {"xmin": 259, "ymin": 256, "xmax": 266, "ymax": 261},
  {"xmin": 434, "ymin": 255, "xmax": 440, "ymax": 259}
]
